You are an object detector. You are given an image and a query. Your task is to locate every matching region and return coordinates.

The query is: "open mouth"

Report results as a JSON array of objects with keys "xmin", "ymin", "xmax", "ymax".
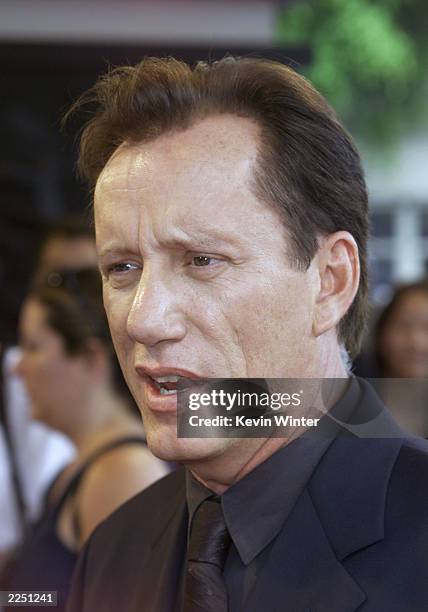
[
  {"xmin": 146, "ymin": 375, "xmax": 203, "ymax": 395},
  {"xmin": 150, "ymin": 375, "xmax": 180, "ymax": 395}
]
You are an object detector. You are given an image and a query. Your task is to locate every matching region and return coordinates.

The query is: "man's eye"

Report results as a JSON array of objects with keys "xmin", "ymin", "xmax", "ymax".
[
  {"xmin": 108, "ymin": 262, "xmax": 139, "ymax": 274},
  {"xmin": 191, "ymin": 256, "xmax": 218, "ymax": 267}
]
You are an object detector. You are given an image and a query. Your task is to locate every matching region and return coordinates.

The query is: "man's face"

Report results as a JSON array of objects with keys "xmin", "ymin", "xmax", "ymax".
[{"xmin": 95, "ymin": 115, "xmax": 319, "ymax": 461}]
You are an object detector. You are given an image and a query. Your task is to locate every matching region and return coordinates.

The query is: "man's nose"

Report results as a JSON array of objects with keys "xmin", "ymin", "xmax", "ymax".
[{"xmin": 126, "ymin": 273, "xmax": 187, "ymax": 347}]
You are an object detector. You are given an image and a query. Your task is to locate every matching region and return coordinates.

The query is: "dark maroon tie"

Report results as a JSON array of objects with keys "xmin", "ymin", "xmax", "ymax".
[{"xmin": 182, "ymin": 497, "xmax": 231, "ymax": 612}]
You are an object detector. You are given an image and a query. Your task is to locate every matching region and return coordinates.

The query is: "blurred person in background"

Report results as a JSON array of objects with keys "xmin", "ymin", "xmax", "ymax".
[
  {"xmin": 375, "ymin": 280, "xmax": 428, "ymax": 378},
  {"xmin": 372, "ymin": 281, "xmax": 428, "ymax": 437},
  {"xmin": 0, "ymin": 215, "xmax": 98, "ymax": 569},
  {"xmin": 33, "ymin": 215, "xmax": 98, "ymax": 283},
  {"xmin": 2, "ymin": 267, "xmax": 168, "ymax": 612}
]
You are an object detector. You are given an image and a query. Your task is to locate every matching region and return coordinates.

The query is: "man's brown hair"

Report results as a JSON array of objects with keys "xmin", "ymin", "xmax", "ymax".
[{"xmin": 71, "ymin": 56, "xmax": 369, "ymax": 357}]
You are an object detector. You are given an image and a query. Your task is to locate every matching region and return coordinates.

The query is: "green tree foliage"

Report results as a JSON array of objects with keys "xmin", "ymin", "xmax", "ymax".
[{"xmin": 276, "ymin": 0, "xmax": 428, "ymax": 142}]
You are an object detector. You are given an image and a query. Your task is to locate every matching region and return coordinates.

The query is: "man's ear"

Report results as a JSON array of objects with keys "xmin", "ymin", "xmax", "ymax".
[{"xmin": 312, "ymin": 231, "xmax": 360, "ymax": 338}]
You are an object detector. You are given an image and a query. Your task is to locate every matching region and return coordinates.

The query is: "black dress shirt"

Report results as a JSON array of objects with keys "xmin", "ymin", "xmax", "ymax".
[{"xmin": 185, "ymin": 376, "xmax": 362, "ymax": 609}]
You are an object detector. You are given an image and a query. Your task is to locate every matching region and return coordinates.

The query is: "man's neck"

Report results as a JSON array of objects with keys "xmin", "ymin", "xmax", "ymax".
[
  {"xmin": 188, "ymin": 437, "xmax": 289, "ymax": 495},
  {"xmin": 186, "ymin": 368, "xmax": 351, "ymax": 495}
]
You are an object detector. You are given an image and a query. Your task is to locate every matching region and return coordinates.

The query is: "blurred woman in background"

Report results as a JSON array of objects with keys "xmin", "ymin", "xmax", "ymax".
[
  {"xmin": 373, "ymin": 280, "xmax": 428, "ymax": 437},
  {"xmin": 2, "ymin": 268, "xmax": 168, "ymax": 611},
  {"xmin": 375, "ymin": 281, "xmax": 428, "ymax": 378}
]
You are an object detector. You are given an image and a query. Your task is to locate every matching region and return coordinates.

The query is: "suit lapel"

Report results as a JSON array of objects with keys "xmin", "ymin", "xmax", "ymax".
[{"xmin": 308, "ymin": 380, "xmax": 403, "ymax": 561}]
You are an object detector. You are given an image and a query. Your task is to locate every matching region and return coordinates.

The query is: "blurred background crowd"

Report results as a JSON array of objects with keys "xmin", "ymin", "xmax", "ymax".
[{"xmin": 0, "ymin": 0, "xmax": 428, "ymax": 609}]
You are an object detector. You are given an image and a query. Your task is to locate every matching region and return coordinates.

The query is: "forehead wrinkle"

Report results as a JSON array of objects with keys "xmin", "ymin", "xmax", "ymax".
[{"xmin": 150, "ymin": 231, "xmax": 219, "ymax": 252}]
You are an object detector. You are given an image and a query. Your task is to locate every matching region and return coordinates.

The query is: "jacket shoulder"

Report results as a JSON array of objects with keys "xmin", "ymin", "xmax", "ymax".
[
  {"xmin": 67, "ymin": 469, "xmax": 186, "ymax": 611},
  {"xmin": 88, "ymin": 467, "xmax": 185, "ymax": 554},
  {"xmin": 340, "ymin": 439, "xmax": 428, "ymax": 610},
  {"xmin": 387, "ymin": 437, "xmax": 428, "ymax": 522}
]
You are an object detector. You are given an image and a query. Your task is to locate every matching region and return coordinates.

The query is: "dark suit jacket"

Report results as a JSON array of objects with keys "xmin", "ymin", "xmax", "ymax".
[{"xmin": 66, "ymin": 380, "xmax": 428, "ymax": 612}]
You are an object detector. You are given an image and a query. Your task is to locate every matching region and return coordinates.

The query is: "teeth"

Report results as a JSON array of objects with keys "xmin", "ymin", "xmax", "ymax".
[
  {"xmin": 159, "ymin": 387, "xmax": 177, "ymax": 395},
  {"xmin": 153, "ymin": 375, "xmax": 180, "ymax": 383}
]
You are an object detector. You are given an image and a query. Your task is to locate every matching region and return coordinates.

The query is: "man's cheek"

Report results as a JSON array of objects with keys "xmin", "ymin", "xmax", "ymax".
[
  {"xmin": 104, "ymin": 295, "xmax": 131, "ymax": 334},
  {"xmin": 106, "ymin": 309, "xmax": 133, "ymax": 368}
]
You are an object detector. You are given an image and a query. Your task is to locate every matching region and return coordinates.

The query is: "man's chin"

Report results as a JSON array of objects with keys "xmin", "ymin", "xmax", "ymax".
[{"xmin": 145, "ymin": 431, "xmax": 230, "ymax": 464}]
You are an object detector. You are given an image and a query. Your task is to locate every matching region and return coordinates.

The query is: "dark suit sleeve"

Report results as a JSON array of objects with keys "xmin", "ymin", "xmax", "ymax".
[{"xmin": 66, "ymin": 539, "xmax": 90, "ymax": 612}]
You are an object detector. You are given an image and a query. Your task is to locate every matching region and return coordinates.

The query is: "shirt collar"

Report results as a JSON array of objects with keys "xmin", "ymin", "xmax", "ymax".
[{"xmin": 186, "ymin": 376, "xmax": 361, "ymax": 565}]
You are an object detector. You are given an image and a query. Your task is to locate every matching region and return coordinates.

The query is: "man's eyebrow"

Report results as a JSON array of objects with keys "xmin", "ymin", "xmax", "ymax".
[
  {"xmin": 160, "ymin": 228, "xmax": 241, "ymax": 250},
  {"xmin": 97, "ymin": 229, "xmax": 241, "ymax": 258},
  {"xmin": 97, "ymin": 245, "xmax": 136, "ymax": 259}
]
